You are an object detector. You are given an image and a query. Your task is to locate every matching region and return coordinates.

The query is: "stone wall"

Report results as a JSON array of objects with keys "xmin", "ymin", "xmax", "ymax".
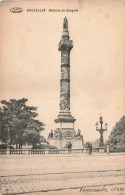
[{"xmin": 48, "ymin": 139, "xmax": 83, "ymax": 149}]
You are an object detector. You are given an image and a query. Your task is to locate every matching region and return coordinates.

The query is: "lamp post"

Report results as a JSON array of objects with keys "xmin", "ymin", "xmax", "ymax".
[{"xmin": 95, "ymin": 116, "xmax": 108, "ymax": 147}]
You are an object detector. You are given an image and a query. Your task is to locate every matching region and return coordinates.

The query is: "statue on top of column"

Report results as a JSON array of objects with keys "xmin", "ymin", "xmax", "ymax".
[{"xmin": 63, "ymin": 17, "xmax": 68, "ymax": 31}]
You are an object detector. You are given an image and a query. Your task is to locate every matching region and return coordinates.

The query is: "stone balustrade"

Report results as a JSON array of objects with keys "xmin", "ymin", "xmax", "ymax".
[{"xmin": 0, "ymin": 147, "xmax": 106, "ymax": 155}]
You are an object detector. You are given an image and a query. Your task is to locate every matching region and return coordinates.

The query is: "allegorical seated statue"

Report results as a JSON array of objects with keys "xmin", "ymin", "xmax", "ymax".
[
  {"xmin": 48, "ymin": 130, "xmax": 53, "ymax": 139},
  {"xmin": 59, "ymin": 132, "xmax": 62, "ymax": 140},
  {"xmin": 77, "ymin": 129, "xmax": 81, "ymax": 136},
  {"xmin": 53, "ymin": 129, "xmax": 62, "ymax": 140},
  {"xmin": 75, "ymin": 129, "xmax": 83, "ymax": 140}
]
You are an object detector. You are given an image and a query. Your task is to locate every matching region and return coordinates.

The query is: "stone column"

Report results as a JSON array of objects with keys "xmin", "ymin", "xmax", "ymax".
[
  {"xmin": 58, "ymin": 17, "xmax": 73, "ymax": 113},
  {"xmin": 54, "ymin": 17, "xmax": 76, "ymax": 139}
]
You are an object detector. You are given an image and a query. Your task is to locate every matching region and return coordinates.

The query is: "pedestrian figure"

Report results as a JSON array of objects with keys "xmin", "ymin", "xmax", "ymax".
[
  {"xmin": 88, "ymin": 144, "xmax": 92, "ymax": 155},
  {"xmin": 67, "ymin": 142, "xmax": 72, "ymax": 154},
  {"xmin": 107, "ymin": 144, "xmax": 109, "ymax": 154}
]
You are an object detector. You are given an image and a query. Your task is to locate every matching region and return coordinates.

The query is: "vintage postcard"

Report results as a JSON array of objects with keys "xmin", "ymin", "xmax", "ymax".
[{"xmin": 0, "ymin": 0, "xmax": 124, "ymax": 194}]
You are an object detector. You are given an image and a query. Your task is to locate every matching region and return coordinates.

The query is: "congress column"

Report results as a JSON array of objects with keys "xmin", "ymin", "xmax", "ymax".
[
  {"xmin": 59, "ymin": 17, "xmax": 73, "ymax": 114},
  {"xmin": 48, "ymin": 17, "xmax": 84, "ymax": 149}
]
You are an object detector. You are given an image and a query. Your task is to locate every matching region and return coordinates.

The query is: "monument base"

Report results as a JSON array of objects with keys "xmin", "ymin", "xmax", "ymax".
[{"xmin": 48, "ymin": 139, "xmax": 83, "ymax": 149}]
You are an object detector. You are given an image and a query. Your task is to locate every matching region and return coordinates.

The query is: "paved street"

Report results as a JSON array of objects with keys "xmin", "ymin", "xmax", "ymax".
[{"xmin": 0, "ymin": 153, "xmax": 125, "ymax": 195}]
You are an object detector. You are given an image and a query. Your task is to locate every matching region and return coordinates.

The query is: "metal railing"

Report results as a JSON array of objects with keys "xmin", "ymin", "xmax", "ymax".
[{"xmin": 0, "ymin": 147, "xmax": 106, "ymax": 155}]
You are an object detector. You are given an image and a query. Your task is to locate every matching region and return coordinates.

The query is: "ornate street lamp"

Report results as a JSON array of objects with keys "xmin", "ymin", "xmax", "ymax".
[{"xmin": 95, "ymin": 116, "xmax": 108, "ymax": 147}]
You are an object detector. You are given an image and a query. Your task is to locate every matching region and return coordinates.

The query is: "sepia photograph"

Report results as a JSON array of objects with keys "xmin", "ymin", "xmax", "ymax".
[{"xmin": 0, "ymin": 0, "xmax": 125, "ymax": 194}]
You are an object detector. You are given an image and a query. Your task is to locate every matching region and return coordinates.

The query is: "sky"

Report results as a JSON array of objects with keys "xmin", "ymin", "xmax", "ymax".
[{"xmin": 0, "ymin": 0, "xmax": 124, "ymax": 142}]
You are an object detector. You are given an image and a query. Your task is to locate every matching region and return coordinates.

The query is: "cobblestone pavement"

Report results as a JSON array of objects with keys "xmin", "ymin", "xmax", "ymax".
[{"xmin": 0, "ymin": 153, "xmax": 125, "ymax": 195}]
